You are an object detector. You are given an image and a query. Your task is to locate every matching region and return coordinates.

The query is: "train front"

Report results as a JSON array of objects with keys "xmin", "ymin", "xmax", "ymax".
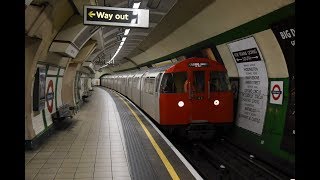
[{"xmin": 159, "ymin": 58, "xmax": 233, "ymax": 137}]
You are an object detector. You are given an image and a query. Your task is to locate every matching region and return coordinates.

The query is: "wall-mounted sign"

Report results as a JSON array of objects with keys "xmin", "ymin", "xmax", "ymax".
[
  {"xmin": 270, "ymin": 81, "xmax": 283, "ymax": 105},
  {"xmin": 232, "ymin": 48, "xmax": 262, "ymax": 63},
  {"xmin": 188, "ymin": 62, "xmax": 209, "ymax": 67},
  {"xmin": 46, "ymin": 80, "xmax": 54, "ymax": 113},
  {"xmin": 227, "ymin": 36, "xmax": 268, "ymax": 135},
  {"xmin": 271, "ymin": 16, "xmax": 295, "ymax": 153},
  {"xmin": 33, "ymin": 67, "xmax": 46, "ymax": 111},
  {"xmin": 84, "ymin": 6, "xmax": 149, "ymax": 28}
]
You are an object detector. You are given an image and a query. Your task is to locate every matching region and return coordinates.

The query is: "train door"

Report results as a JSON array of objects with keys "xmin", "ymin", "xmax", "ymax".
[
  {"xmin": 140, "ymin": 76, "xmax": 145, "ymax": 108},
  {"xmin": 125, "ymin": 76, "xmax": 130, "ymax": 96},
  {"xmin": 154, "ymin": 73, "xmax": 163, "ymax": 123},
  {"xmin": 159, "ymin": 71, "xmax": 189, "ymax": 125},
  {"xmin": 128, "ymin": 76, "xmax": 133, "ymax": 99},
  {"xmin": 208, "ymin": 71, "xmax": 233, "ymax": 123},
  {"xmin": 189, "ymin": 70, "xmax": 210, "ymax": 122}
]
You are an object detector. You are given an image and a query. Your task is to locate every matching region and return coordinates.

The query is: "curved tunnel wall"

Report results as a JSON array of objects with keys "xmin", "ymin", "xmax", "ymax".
[
  {"xmin": 25, "ymin": 37, "xmax": 42, "ymax": 140},
  {"xmin": 25, "ymin": 0, "xmax": 295, "ymax": 165},
  {"xmin": 25, "ymin": 0, "xmax": 75, "ymax": 142},
  {"xmin": 31, "ymin": 64, "xmax": 65, "ymax": 137}
]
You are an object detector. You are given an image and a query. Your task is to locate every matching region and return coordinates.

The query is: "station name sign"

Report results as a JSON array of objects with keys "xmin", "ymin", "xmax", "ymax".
[
  {"xmin": 84, "ymin": 6, "xmax": 149, "ymax": 28},
  {"xmin": 232, "ymin": 48, "xmax": 261, "ymax": 63}
]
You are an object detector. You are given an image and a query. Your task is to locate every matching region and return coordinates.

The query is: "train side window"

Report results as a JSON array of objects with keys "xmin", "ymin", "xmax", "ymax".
[
  {"xmin": 150, "ymin": 78, "xmax": 155, "ymax": 94},
  {"xmin": 144, "ymin": 78, "xmax": 148, "ymax": 93},
  {"xmin": 144, "ymin": 77, "xmax": 155, "ymax": 95},
  {"xmin": 210, "ymin": 71, "xmax": 231, "ymax": 92},
  {"xmin": 160, "ymin": 72, "xmax": 187, "ymax": 93}
]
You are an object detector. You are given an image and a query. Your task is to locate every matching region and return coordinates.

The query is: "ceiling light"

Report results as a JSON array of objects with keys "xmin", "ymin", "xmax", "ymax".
[
  {"xmin": 121, "ymin": 37, "xmax": 127, "ymax": 42},
  {"xmin": 133, "ymin": 2, "xmax": 141, "ymax": 9},
  {"xmin": 120, "ymin": 42, "xmax": 124, "ymax": 46},
  {"xmin": 131, "ymin": 18, "xmax": 137, "ymax": 24},
  {"xmin": 124, "ymin": 29, "xmax": 130, "ymax": 35},
  {"xmin": 147, "ymin": 0, "xmax": 160, "ymax": 9},
  {"xmin": 133, "ymin": 10, "xmax": 138, "ymax": 16}
]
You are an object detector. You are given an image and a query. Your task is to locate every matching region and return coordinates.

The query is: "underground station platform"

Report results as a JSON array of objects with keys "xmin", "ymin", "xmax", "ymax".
[{"xmin": 25, "ymin": 87, "xmax": 201, "ymax": 180}]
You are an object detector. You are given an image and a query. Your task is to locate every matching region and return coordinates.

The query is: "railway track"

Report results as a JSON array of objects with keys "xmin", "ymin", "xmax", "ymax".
[
  {"xmin": 198, "ymin": 138, "xmax": 291, "ymax": 180},
  {"xmin": 165, "ymin": 133, "xmax": 292, "ymax": 180}
]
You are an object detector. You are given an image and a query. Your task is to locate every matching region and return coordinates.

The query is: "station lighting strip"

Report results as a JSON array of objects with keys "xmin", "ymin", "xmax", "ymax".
[{"xmin": 99, "ymin": 2, "xmax": 141, "ymax": 69}]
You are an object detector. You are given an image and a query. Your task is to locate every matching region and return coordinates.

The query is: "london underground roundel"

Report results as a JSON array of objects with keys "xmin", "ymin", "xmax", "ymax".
[
  {"xmin": 46, "ymin": 80, "xmax": 54, "ymax": 113},
  {"xmin": 271, "ymin": 84, "xmax": 281, "ymax": 100},
  {"xmin": 270, "ymin": 81, "xmax": 283, "ymax": 105}
]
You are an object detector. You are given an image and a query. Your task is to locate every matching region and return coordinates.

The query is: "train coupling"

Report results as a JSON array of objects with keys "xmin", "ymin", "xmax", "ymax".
[{"xmin": 186, "ymin": 123, "xmax": 216, "ymax": 140}]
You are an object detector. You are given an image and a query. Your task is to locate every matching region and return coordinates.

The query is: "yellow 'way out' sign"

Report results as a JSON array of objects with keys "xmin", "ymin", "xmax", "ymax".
[{"xmin": 84, "ymin": 6, "xmax": 149, "ymax": 28}]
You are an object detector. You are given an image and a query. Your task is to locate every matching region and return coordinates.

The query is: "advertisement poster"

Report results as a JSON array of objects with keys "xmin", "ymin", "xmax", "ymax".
[
  {"xmin": 271, "ymin": 16, "xmax": 295, "ymax": 153},
  {"xmin": 227, "ymin": 36, "xmax": 268, "ymax": 135}
]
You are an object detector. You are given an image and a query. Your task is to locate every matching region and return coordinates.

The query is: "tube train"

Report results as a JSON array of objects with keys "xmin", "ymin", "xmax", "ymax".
[{"xmin": 101, "ymin": 58, "xmax": 234, "ymax": 138}]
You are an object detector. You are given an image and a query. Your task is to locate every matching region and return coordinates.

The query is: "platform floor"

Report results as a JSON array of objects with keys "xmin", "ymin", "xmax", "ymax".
[{"xmin": 25, "ymin": 87, "xmax": 199, "ymax": 180}]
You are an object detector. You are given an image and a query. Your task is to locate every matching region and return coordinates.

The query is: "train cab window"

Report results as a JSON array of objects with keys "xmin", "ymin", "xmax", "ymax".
[
  {"xmin": 210, "ymin": 71, "xmax": 231, "ymax": 92},
  {"xmin": 160, "ymin": 72, "xmax": 187, "ymax": 93},
  {"xmin": 192, "ymin": 71, "xmax": 205, "ymax": 93}
]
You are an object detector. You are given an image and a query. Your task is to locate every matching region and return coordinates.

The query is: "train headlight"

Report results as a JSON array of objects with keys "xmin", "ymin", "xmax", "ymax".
[
  {"xmin": 214, "ymin": 100, "xmax": 219, "ymax": 106},
  {"xmin": 178, "ymin": 101, "xmax": 184, "ymax": 107}
]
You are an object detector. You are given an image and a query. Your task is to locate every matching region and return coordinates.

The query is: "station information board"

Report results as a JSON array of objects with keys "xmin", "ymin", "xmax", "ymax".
[{"xmin": 227, "ymin": 36, "xmax": 269, "ymax": 135}]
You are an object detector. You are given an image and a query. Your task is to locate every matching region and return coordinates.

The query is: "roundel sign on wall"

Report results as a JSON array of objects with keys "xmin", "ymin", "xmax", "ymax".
[
  {"xmin": 46, "ymin": 79, "xmax": 54, "ymax": 113},
  {"xmin": 270, "ymin": 81, "xmax": 283, "ymax": 105}
]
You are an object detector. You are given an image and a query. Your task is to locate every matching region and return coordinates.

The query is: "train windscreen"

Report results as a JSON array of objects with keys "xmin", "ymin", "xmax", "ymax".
[
  {"xmin": 210, "ymin": 71, "xmax": 231, "ymax": 92},
  {"xmin": 160, "ymin": 72, "xmax": 187, "ymax": 93}
]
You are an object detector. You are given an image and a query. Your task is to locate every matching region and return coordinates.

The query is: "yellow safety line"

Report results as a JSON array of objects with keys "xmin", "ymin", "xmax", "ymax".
[{"xmin": 115, "ymin": 93, "xmax": 180, "ymax": 180}]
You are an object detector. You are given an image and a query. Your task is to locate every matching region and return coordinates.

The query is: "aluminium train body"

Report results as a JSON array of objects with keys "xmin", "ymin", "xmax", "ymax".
[{"xmin": 101, "ymin": 58, "xmax": 233, "ymax": 137}]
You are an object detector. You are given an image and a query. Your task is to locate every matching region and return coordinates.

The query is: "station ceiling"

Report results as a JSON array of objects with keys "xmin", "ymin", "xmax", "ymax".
[{"xmin": 71, "ymin": 0, "xmax": 215, "ymax": 71}]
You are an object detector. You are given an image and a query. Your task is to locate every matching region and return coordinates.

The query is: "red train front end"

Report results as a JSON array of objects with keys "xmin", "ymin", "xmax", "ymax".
[{"xmin": 159, "ymin": 58, "xmax": 233, "ymax": 136}]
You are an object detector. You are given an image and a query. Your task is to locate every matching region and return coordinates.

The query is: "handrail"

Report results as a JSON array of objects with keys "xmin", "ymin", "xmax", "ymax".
[
  {"xmin": 208, "ymin": 81, "xmax": 210, "ymax": 99},
  {"xmin": 188, "ymin": 82, "xmax": 191, "ymax": 99}
]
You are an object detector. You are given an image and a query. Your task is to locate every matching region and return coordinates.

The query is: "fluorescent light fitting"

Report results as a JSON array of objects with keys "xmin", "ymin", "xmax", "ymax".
[
  {"xmin": 133, "ymin": 10, "xmax": 138, "ymax": 15},
  {"xmin": 131, "ymin": 18, "xmax": 137, "ymax": 24},
  {"xmin": 133, "ymin": 2, "xmax": 141, "ymax": 9},
  {"xmin": 124, "ymin": 29, "xmax": 130, "ymax": 35},
  {"xmin": 100, "ymin": 64, "xmax": 108, "ymax": 69},
  {"xmin": 107, "ymin": 40, "xmax": 125, "ymax": 64}
]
